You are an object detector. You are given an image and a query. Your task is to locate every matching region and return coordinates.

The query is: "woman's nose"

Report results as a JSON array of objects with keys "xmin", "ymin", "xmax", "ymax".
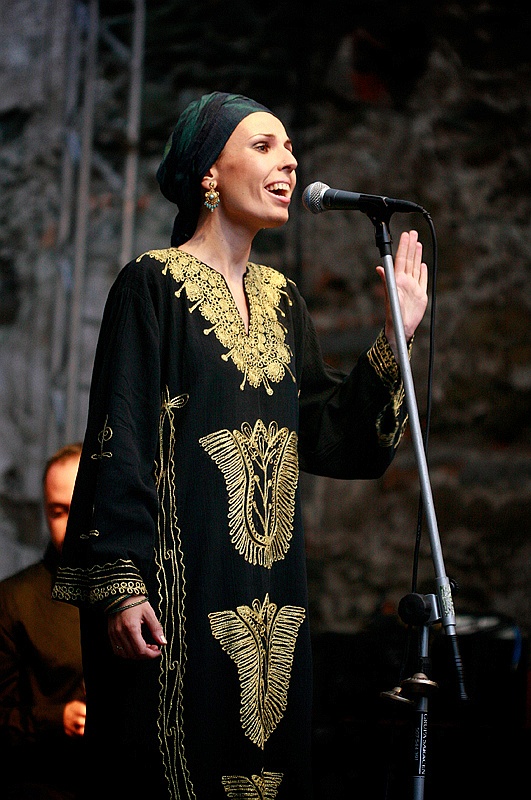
[{"xmin": 283, "ymin": 150, "xmax": 298, "ymax": 171}]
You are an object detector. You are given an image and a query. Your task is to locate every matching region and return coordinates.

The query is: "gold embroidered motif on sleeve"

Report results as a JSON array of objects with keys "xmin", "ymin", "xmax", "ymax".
[
  {"xmin": 51, "ymin": 559, "xmax": 147, "ymax": 606},
  {"xmin": 156, "ymin": 388, "xmax": 190, "ymax": 494},
  {"xmin": 139, "ymin": 250, "xmax": 295, "ymax": 395},
  {"xmin": 199, "ymin": 420, "xmax": 299, "ymax": 568},
  {"xmin": 222, "ymin": 770, "xmax": 283, "ymax": 798},
  {"xmin": 90, "ymin": 414, "xmax": 113, "ymax": 460},
  {"xmin": 209, "ymin": 594, "xmax": 305, "ymax": 749},
  {"xmin": 80, "ymin": 529, "xmax": 100, "ymax": 540},
  {"xmin": 367, "ymin": 328, "xmax": 411, "ymax": 447},
  {"xmin": 154, "ymin": 386, "xmax": 195, "ymax": 798}
]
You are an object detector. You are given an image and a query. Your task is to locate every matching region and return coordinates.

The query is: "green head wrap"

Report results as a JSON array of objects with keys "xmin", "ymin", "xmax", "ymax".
[{"xmin": 156, "ymin": 91, "xmax": 271, "ymax": 246}]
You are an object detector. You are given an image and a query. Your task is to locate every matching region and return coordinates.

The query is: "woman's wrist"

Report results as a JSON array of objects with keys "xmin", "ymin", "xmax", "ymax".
[
  {"xmin": 107, "ymin": 596, "xmax": 148, "ymax": 616},
  {"xmin": 104, "ymin": 594, "xmax": 146, "ymax": 615}
]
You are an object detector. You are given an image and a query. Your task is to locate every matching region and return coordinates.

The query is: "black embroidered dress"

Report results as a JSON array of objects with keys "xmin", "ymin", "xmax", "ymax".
[{"xmin": 53, "ymin": 250, "xmax": 407, "ymax": 799}]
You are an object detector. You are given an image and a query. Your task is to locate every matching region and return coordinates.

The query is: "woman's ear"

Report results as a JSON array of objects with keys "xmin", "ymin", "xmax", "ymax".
[{"xmin": 200, "ymin": 170, "xmax": 216, "ymax": 190}]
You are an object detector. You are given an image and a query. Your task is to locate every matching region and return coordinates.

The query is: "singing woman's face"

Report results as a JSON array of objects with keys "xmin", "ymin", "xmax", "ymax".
[{"xmin": 209, "ymin": 111, "xmax": 298, "ymax": 234}]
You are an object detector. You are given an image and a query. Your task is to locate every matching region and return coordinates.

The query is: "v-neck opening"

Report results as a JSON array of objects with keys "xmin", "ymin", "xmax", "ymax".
[
  {"xmin": 147, "ymin": 247, "xmax": 295, "ymax": 394},
  {"xmin": 188, "ymin": 253, "xmax": 251, "ymax": 337}
]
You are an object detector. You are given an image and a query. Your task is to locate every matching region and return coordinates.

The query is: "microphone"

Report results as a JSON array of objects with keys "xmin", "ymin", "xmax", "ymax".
[{"xmin": 302, "ymin": 181, "xmax": 424, "ymax": 215}]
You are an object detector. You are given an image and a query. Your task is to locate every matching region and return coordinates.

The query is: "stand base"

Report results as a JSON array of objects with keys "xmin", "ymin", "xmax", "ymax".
[{"xmin": 311, "ymin": 626, "xmax": 528, "ymax": 799}]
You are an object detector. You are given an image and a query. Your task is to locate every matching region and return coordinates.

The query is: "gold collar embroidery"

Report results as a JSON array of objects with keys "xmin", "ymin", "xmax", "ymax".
[{"xmin": 141, "ymin": 249, "xmax": 295, "ymax": 395}]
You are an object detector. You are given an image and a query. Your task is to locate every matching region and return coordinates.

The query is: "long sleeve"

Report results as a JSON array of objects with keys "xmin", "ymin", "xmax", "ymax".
[
  {"xmin": 0, "ymin": 556, "xmax": 84, "ymax": 746},
  {"xmin": 0, "ymin": 596, "xmax": 30, "ymax": 745},
  {"xmin": 53, "ymin": 259, "xmax": 164, "ymax": 608},
  {"xmin": 288, "ymin": 280, "xmax": 409, "ymax": 479},
  {"xmin": 0, "ymin": 619, "xmax": 68, "ymax": 741}
]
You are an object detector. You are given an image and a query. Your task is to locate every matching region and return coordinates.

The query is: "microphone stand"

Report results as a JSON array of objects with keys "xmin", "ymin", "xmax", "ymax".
[{"xmin": 366, "ymin": 211, "xmax": 467, "ymax": 799}]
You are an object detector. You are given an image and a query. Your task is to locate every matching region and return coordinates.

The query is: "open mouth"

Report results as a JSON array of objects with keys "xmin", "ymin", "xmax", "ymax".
[{"xmin": 265, "ymin": 182, "xmax": 290, "ymax": 198}]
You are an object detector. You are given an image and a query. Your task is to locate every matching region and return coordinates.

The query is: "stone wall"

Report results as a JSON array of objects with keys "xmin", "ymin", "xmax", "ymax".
[
  {"xmin": 293, "ymin": 28, "xmax": 531, "ymax": 638},
  {"xmin": 0, "ymin": 1, "xmax": 529, "ymax": 653}
]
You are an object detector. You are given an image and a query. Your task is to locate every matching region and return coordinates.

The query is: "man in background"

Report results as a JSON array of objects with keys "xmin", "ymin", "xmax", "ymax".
[{"xmin": 0, "ymin": 442, "xmax": 85, "ymax": 799}]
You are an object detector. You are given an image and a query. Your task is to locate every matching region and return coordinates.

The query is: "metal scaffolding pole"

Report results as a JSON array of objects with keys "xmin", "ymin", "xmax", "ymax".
[
  {"xmin": 64, "ymin": 0, "xmax": 98, "ymax": 442},
  {"xmin": 119, "ymin": 0, "xmax": 145, "ymax": 268},
  {"xmin": 47, "ymin": 0, "xmax": 82, "ymax": 455}
]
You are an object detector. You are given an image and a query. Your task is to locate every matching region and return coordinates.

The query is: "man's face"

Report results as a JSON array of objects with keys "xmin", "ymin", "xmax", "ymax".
[{"xmin": 44, "ymin": 456, "xmax": 80, "ymax": 553}]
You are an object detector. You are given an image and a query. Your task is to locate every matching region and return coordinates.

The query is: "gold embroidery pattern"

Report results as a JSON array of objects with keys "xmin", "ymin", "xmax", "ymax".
[
  {"xmin": 222, "ymin": 770, "xmax": 283, "ymax": 799},
  {"xmin": 209, "ymin": 594, "xmax": 305, "ymax": 749},
  {"xmin": 367, "ymin": 329, "xmax": 410, "ymax": 447},
  {"xmin": 199, "ymin": 420, "xmax": 299, "ymax": 569},
  {"xmin": 154, "ymin": 387, "xmax": 195, "ymax": 797},
  {"xmin": 80, "ymin": 529, "xmax": 100, "ymax": 540},
  {"xmin": 139, "ymin": 249, "xmax": 295, "ymax": 395},
  {"xmin": 91, "ymin": 415, "xmax": 113, "ymax": 460},
  {"xmin": 51, "ymin": 560, "xmax": 147, "ymax": 606}
]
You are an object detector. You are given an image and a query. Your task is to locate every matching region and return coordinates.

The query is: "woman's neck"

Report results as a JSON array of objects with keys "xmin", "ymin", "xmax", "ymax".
[
  {"xmin": 179, "ymin": 217, "xmax": 254, "ymax": 281},
  {"xmin": 178, "ymin": 226, "xmax": 252, "ymax": 331}
]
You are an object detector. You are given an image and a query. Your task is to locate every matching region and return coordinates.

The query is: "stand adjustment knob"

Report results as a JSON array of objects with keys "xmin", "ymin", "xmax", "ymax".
[{"xmin": 398, "ymin": 593, "xmax": 434, "ymax": 626}]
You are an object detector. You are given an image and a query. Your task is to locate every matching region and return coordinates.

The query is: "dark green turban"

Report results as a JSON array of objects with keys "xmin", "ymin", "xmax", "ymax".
[{"xmin": 156, "ymin": 91, "xmax": 271, "ymax": 246}]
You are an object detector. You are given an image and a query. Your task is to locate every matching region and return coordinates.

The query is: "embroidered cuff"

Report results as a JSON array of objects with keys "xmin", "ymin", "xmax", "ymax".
[
  {"xmin": 367, "ymin": 328, "xmax": 414, "ymax": 389},
  {"xmin": 52, "ymin": 559, "xmax": 148, "ymax": 608},
  {"xmin": 367, "ymin": 328, "xmax": 413, "ymax": 448}
]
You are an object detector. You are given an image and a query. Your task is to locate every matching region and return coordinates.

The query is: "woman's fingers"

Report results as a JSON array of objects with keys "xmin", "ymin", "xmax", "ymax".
[{"xmin": 108, "ymin": 601, "xmax": 166, "ymax": 660}]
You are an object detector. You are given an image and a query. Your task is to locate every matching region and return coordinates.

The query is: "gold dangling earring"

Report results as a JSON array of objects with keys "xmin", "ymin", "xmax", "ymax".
[{"xmin": 204, "ymin": 181, "xmax": 220, "ymax": 212}]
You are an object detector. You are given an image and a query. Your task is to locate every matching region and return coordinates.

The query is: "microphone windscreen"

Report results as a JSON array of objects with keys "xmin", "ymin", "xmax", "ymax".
[{"xmin": 302, "ymin": 182, "xmax": 329, "ymax": 214}]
